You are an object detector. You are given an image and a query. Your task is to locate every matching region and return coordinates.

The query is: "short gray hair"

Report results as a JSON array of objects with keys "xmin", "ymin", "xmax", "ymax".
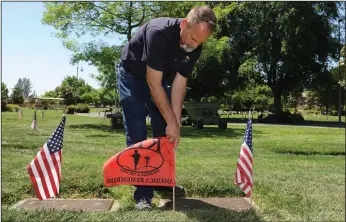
[{"xmin": 186, "ymin": 6, "xmax": 217, "ymax": 33}]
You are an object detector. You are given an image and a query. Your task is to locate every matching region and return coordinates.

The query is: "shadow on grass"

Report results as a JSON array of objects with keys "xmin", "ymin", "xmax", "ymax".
[
  {"xmin": 224, "ymin": 117, "xmax": 345, "ymax": 128},
  {"xmin": 180, "ymin": 126, "xmax": 263, "ymax": 139},
  {"xmin": 1, "ymin": 143, "xmax": 41, "ymax": 150},
  {"xmin": 68, "ymin": 124, "xmax": 124, "ymax": 133},
  {"xmin": 67, "ymin": 123, "xmax": 264, "ymax": 139},
  {"xmin": 160, "ymin": 199, "xmax": 263, "ymax": 222},
  {"xmin": 274, "ymin": 150, "xmax": 345, "ymax": 156},
  {"xmin": 85, "ymin": 134, "xmax": 114, "ymax": 138}
]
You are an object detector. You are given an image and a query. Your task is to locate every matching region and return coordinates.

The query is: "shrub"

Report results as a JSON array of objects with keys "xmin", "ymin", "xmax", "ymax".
[
  {"xmin": 5, "ymin": 104, "xmax": 21, "ymax": 112},
  {"xmin": 258, "ymin": 113, "xmax": 264, "ymax": 121},
  {"xmin": 67, "ymin": 105, "xmax": 76, "ymax": 114},
  {"xmin": 291, "ymin": 114, "xmax": 305, "ymax": 124},
  {"xmin": 258, "ymin": 110, "xmax": 305, "ymax": 124},
  {"xmin": 76, "ymin": 103, "xmax": 90, "ymax": 113},
  {"xmin": 219, "ymin": 107, "xmax": 231, "ymax": 112},
  {"xmin": 1, "ymin": 101, "xmax": 7, "ymax": 112},
  {"xmin": 200, "ymin": 95, "xmax": 218, "ymax": 103}
]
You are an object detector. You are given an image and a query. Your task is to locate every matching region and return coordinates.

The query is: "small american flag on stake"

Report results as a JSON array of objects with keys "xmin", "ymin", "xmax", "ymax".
[
  {"xmin": 234, "ymin": 114, "xmax": 253, "ymax": 198},
  {"xmin": 27, "ymin": 116, "xmax": 66, "ymax": 200},
  {"xmin": 31, "ymin": 109, "xmax": 37, "ymax": 130}
]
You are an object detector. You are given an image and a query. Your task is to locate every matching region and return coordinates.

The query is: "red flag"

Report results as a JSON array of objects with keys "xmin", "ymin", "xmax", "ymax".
[
  {"xmin": 27, "ymin": 116, "xmax": 66, "ymax": 200},
  {"xmin": 104, "ymin": 137, "xmax": 175, "ymax": 187}
]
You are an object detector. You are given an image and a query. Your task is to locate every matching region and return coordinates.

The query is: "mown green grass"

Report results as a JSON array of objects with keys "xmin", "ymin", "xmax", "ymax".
[{"xmin": 1, "ymin": 109, "xmax": 345, "ymax": 221}]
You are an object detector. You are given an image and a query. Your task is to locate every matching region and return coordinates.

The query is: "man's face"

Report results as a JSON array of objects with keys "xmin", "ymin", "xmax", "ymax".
[{"xmin": 180, "ymin": 19, "xmax": 211, "ymax": 52}]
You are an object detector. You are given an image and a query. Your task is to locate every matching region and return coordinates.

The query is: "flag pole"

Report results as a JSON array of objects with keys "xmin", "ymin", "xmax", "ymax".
[
  {"xmin": 173, "ymin": 148, "xmax": 176, "ymax": 211},
  {"xmin": 249, "ymin": 109, "xmax": 253, "ymax": 208}
]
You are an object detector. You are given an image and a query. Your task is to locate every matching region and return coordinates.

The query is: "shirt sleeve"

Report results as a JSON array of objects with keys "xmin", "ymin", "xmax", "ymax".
[
  {"xmin": 177, "ymin": 46, "xmax": 202, "ymax": 78},
  {"xmin": 141, "ymin": 27, "xmax": 166, "ymax": 72}
]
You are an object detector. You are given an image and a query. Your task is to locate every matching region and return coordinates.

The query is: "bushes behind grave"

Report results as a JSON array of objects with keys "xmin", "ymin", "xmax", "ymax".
[
  {"xmin": 4, "ymin": 104, "xmax": 21, "ymax": 112},
  {"xmin": 67, "ymin": 105, "xmax": 76, "ymax": 114},
  {"xmin": 258, "ymin": 110, "xmax": 305, "ymax": 124},
  {"xmin": 67, "ymin": 104, "xmax": 90, "ymax": 114},
  {"xmin": 1, "ymin": 101, "xmax": 7, "ymax": 112},
  {"xmin": 76, "ymin": 103, "xmax": 90, "ymax": 113}
]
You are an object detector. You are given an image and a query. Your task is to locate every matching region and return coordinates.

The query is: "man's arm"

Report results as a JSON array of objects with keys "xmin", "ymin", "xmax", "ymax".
[
  {"xmin": 146, "ymin": 65, "xmax": 179, "ymax": 142},
  {"xmin": 171, "ymin": 72, "xmax": 188, "ymax": 126}
]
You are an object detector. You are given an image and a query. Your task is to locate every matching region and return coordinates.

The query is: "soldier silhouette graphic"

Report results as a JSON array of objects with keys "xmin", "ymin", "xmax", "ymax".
[
  {"xmin": 144, "ymin": 156, "xmax": 150, "ymax": 170},
  {"xmin": 131, "ymin": 150, "xmax": 141, "ymax": 170}
]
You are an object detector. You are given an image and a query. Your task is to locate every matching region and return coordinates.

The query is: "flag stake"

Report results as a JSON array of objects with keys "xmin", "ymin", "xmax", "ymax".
[
  {"xmin": 173, "ymin": 185, "xmax": 175, "ymax": 211},
  {"xmin": 250, "ymin": 110, "xmax": 253, "ymax": 208},
  {"xmin": 249, "ymin": 110, "xmax": 253, "ymax": 208},
  {"xmin": 173, "ymin": 149, "xmax": 176, "ymax": 211}
]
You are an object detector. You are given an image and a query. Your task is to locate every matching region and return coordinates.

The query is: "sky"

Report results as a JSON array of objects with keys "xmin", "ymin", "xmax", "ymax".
[
  {"xmin": 2, "ymin": 2, "xmax": 345, "ymax": 97},
  {"xmin": 2, "ymin": 2, "xmax": 122, "ymax": 96}
]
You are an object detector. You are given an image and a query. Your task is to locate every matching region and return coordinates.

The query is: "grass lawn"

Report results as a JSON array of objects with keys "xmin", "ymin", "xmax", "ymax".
[{"xmin": 1, "ymin": 109, "xmax": 345, "ymax": 221}]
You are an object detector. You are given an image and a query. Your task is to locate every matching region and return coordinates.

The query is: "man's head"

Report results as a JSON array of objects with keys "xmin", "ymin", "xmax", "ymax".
[{"xmin": 180, "ymin": 6, "xmax": 217, "ymax": 52}]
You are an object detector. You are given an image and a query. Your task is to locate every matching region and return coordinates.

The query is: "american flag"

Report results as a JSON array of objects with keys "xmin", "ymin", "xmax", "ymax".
[
  {"xmin": 234, "ymin": 117, "xmax": 253, "ymax": 197},
  {"xmin": 27, "ymin": 116, "xmax": 66, "ymax": 200},
  {"xmin": 31, "ymin": 110, "xmax": 37, "ymax": 130}
]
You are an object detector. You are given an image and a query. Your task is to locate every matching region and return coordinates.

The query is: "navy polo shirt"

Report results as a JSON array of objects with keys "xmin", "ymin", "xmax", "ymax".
[{"xmin": 120, "ymin": 18, "xmax": 202, "ymax": 79}]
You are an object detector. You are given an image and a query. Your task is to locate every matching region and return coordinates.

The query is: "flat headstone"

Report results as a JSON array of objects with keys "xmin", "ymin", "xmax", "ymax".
[
  {"xmin": 12, "ymin": 197, "xmax": 254, "ymax": 212},
  {"xmin": 12, "ymin": 198, "xmax": 116, "ymax": 212},
  {"xmin": 159, "ymin": 197, "xmax": 252, "ymax": 212}
]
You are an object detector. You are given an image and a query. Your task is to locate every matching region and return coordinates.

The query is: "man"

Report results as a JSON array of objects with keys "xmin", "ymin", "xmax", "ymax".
[{"xmin": 117, "ymin": 6, "xmax": 217, "ymax": 210}]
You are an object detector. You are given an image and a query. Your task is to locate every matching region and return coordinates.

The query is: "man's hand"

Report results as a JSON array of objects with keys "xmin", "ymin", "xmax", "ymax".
[{"xmin": 166, "ymin": 121, "xmax": 180, "ymax": 150}]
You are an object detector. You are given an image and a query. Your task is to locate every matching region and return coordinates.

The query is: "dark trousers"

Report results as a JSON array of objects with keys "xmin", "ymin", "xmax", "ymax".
[{"xmin": 117, "ymin": 61, "xmax": 169, "ymax": 201}]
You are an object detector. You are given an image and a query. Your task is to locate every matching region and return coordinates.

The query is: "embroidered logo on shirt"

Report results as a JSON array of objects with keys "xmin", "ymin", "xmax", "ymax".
[{"xmin": 182, "ymin": 56, "xmax": 190, "ymax": 64}]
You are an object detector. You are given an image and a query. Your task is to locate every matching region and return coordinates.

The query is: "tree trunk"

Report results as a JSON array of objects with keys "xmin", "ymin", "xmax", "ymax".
[
  {"xmin": 127, "ymin": 1, "xmax": 132, "ymax": 42},
  {"xmin": 272, "ymin": 88, "xmax": 282, "ymax": 115}
]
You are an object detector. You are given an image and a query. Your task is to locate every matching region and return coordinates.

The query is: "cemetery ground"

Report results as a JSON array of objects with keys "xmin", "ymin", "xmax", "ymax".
[{"xmin": 1, "ymin": 109, "xmax": 345, "ymax": 221}]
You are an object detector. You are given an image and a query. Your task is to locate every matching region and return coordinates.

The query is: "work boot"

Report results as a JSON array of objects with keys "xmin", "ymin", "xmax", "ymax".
[{"xmin": 135, "ymin": 198, "xmax": 152, "ymax": 210}]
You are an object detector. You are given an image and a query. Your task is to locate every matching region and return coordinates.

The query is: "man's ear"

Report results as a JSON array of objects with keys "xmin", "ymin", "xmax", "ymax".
[{"xmin": 180, "ymin": 18, "xmax": 188, "ymax": 29}]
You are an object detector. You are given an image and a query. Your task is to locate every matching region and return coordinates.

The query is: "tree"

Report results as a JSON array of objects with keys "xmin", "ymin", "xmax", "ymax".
[
  {"xmin": 151, "ymin": 2, "xmax": 202, "ymax": 18},
  {"xmin": 29, "ymin": 91, "xmax": 37, "ymax": 104},
  {"xmin": 188, "ymin": 36, "xmax": 238, "ymax": 101},
  {"xmin": 71, "ymin": 43, "xmax": 121, "ymax": 92},
  {"xmin": 42, "ymin": 2, "xmax": 204, "ymax": 92},
  {"xmin": 305, "ymin": 90, "xmax": 319, "ymax": 110},
  {"xmin": 54, "ymin": 76, "xmax": 94, "ymax": 105},
  {"xmin": 55, "ymin": 85, "xmax": 74, "ymax": 105},
  {"xmin": 42, "ymin": 2, "xmax": 153, "ymax": 43},
  {"xmin": 14, "ymin": 78, "xmax": 23, "ymax": 92},
  {"xmin": 42, "ymin": 90, "xmax": 58, "ymax": 105},
  {"xmin": 42, "ymin": 90, "xmax": 57, "ymax": 98},
  {"xmin": 81, "ymin": 89, "xmax": 100, "ymax": 105},
  {"xmin": 98, "ymin": 88, "xmax": 118, "ymax": 106},
  {"xmin": 22, "ymin": 78, "xmax": 33, "ymax": 97},
  {"xmin": 308, "ymin": 68, "xmax": 339, "ymax": 113},
  {"xmin": 2, "ymin": 82, "xmax": 9, "ymax": 101},
  {"xmin": 14, "ymin": 78, "xmax": 33, "ymax": 97},
  {"xmin": 10, "ymin": 88, "xmax": 24, "ymax": 104},
  {"xmin": 253, "ymin": 85, "xmax": 274, "ymax": 111},
  {"xmin": 42, "ymin": 2, "xmax": 156, "ymax": 108},
  {"xmin": 339, "ymin": 45, "xmax": 346, "ymax": 88},
  {"xmin": 218, "ymin": 2, "xmax": 340, "ymax": 115}
]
